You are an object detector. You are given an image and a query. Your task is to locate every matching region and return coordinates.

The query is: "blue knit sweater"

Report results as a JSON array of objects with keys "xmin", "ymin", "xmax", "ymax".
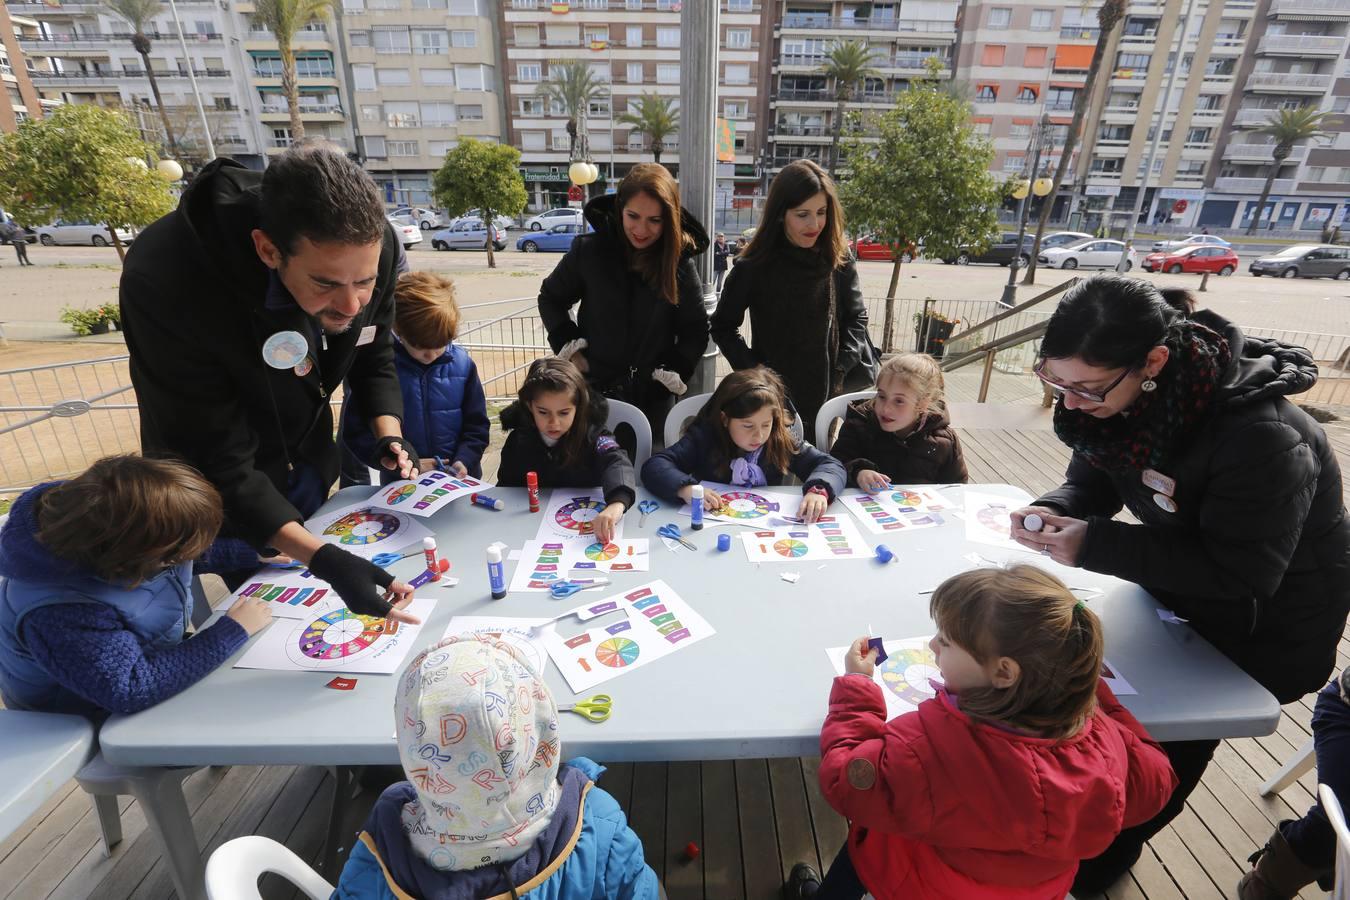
[{"xmin": 0, "ymin": 483, "xmax": 254, "ymax": 717}]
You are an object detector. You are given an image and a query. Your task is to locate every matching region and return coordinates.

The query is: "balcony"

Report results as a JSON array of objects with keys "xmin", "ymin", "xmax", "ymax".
[
  {"xmin": 1060, "ymin": 26, "xmax": 1101, "ymax": 40},
  {"xmin": 779, "ymin": 15, "xmax": 953, "ymax": 35},
  {"xmin": 1270, "ymin": 0, "xmax": 1350, "ymax": 20},
  {"xmin": 29, "ymin": 67, "xmax": 230, "ymax": 85},
  {"xmin": 1256, "ymin": 34, "xmax": 1345, "ymax": 56},
  {"xmin": 780, "ymin": 54, "xmax": 825, "ymax": 68},
  {"xmin": 7, "ymin": 3, "xmax": 111, "ymax": 14},
  {"xmin": 1213, "ymin": 176, "xmax": 1296, "ymax": 194},
  {"xmin": 774, "ymin": 123, "xmax": 828, "ymax": 137},
  {"xmin": 774, "ymin": 88, "xmax": 832, "ymax": 102},
  {"xmin": 1223, "ymin": 142, "xmax": 1306, "ymax": 162},
  {"xmin": 1233, "ymin": 107, "xmax": 1284, "ymax": 127},
  {"xmin": 1245, "ymin": 72, "xmax": 1332, "ymax": 93},
  {"xmin": 888, "ymin": 54, "xmax": 950, "ymax": 73},
  {"xmin": 19, "ymin": 32, "xmax": 222, "ymax": 51},
  {"xmin": 260, "ymin": 104, "xmax": 345, "ymax": 121}
]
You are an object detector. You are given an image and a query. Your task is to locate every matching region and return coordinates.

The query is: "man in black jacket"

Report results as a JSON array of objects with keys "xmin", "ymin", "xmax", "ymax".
[{"xmin": 120, "ymin": 144, "xmax": 420, "ymax": 622}]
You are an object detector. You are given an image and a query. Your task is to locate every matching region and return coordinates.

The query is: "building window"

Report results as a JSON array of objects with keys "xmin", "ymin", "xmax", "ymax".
[
  {"xmin": 422, "ymin": 101, "xmax": 456, "ymax": 126},
  {"xmin": 726, "ymin": 28, "xmax": 751, "ymax": 49},
  {"xmin": 368, "ymin": 0, "xmax": 399, "ymax": 9},
  {"xmin": 514, "ymin": 25, "xmax": 539, "ymax": 46},
  {"xmin": 727, "ymin": 0, "xmax": 752, "ymax": 10},
  {"xmin": 448, "ymin": 0, "xmax": 479, "ymax": 13},
  {"xmin": 658, "ymin": 63, "xmax": 681, "ymax": 83},
  {"xmin": 385, "ymin": 101, "xmax": 419, "ymax": 128},
  {"xmin": 377, "ymin": 68, "xmax": 411, "ymax": 86},
  {"xmin": 1030, "ymin": 9, "xmax": 1053, "ymax": 31},
  {"xmin": 987, "ymin": 8, "xmax": 1012, "ymax": 29},
  {"xmin": 360, "ymin": 104, "xmax": 381, "ymax": 122},
  {"xmin": 413, "ymin": 0, "xmax": 448, "ymax": 7},
  {"xmin": 975, "ymin": 84, "xmax": 998, "ymax": 102},
  {"xmin": 459, "ymin": 104, "xmax": 484, "ymax": 120},
  {"xmin": 724, "ymin": 63, "xmax": 750, "ymax": 84},
  {"xmin": 455, "ymin": 65, "xmax": 485, "ymax": 90},
  {"xmin": 981, "ymin": 45, "xmax": 1006, "ymax": 66},
  {"xmin": 657, "ymin": 27, "xmax": 680, "ymax": 48},
  {"xmin": 519, "ymin": 97, "xmax": 544, "ymax": 115},
  {"xmin": 429, "ymin": 140, "xmax": 456, "ymax": 156},
  {"xmin": 353, "ymin": 64, "xmax": 376, "ymax": 91},
  {"xmin": 1306, "ymin": 167, "xmax": 1326, "ymax": 182},
  {"xmin": 522, "ymin": 131, "xmax": 547, "ymax": 151},
  {"xmin": 1023, "ymin": 46, "xmax": 1047, "ymax": 67},
  {"xmin": 724, "ymin": 100, "xmax": 747, "ymax": 118},
  {"xmin": 1002, "ymin": 155, "xmax": 1026, "ymax": 173},
  {"xmin": 422, "ymin": 68, "xmax": 454, "ymax": 86},
  {"xmin": 373, "ymin": 27, "xmax": 411, "ymax": 54},
  {"xmin": 518, "ymin": 63, "xmax": 542, "ymax": 83},
  {"xmin": 626, "ymin": 25, "xmax": 642, "ymax": 46},
  {"xmin": 1010, "ymin": 122, "xmax": 1031, "ymax": 138},
  {"xmin": 364, "ymin": 136, "xmax": 387, "ymax": 158},
  {"xmin": 626, "ymin": 62, "xmax": 643, "ymax": 83},
  {"xmin": 413, "ymin": 29, "xmax": 449, "ymax": 54},
  {"xmin": 450, "ymin": 30, "xmax": 476, "ymax": 48},
  {"xmin": 388, "ymin": 141, "xmax": 419, "ymax": 157},
  {"xmin": 971, "ymin": 120, "xmax": 992, "ymax": 136},
  {"xmin": 349, "ymin": 30, "xmax": 370, "ymax": 47},
  {"xmin": 588, "ymin": 98, "xmax": 610, "ymax": 117},
  {"xmin": 1016, "ymin": 85, "xmax": 1037, "ymax": 103},
  {"xmin": 1116, "ymin": 52, "xmax": 1150, "ymax": 72},
  {"xmin": 1186, "ymin": 127, "xmax": 1210, "ymax": 144}
]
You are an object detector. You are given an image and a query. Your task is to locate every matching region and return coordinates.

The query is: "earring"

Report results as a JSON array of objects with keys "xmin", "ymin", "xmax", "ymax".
[{"xmin": 1141, "ymin": 376, "xmax": 1158, "ymax": 393}]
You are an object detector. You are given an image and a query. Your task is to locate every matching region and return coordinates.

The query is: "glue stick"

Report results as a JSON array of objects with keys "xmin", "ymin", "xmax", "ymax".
[
  {"xmin": 527, "ymin": 471, "xmax": 540, "ymax": 512},
  {"xmin": 690, "ymin": 484, "xmax": 704, "ymax": 531},
  {"xmin": 1024, "ymin": 513, "xmax": 1044, "ymax": 533},
  {"xmin": 487, "ymin": 545, "xmax": 507, "ymax": 599},
  {"xmin": 422, "ymin": 537, "xmax": 440, "ymax": 581},
  {"xmin": 470, "ymin": 493, "xmax": 504, "ymax": 511}
]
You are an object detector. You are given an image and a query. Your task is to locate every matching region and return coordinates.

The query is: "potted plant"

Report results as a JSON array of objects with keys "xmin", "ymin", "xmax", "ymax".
[
  {"xmin": 913, "ymin": 308, "xmax": 959, "ymax": 358},
  {"xmin": 59, "ymin": 303, "xmax": 120, "ymax": 336}
]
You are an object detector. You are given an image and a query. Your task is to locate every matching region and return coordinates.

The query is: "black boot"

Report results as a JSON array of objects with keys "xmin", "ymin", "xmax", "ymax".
[
  {"xmin": 783, "ymin": 862, "xmax": 821, "ymax": 899},
  {"xmin": 1237, "ymin": 824, "xmax": 1326, "ymax": 899}
]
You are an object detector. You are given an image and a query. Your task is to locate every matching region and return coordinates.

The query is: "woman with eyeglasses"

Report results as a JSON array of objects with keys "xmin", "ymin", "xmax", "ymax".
[{"xmin": 1010, "ymin": 274, "xmax": 1350, "ymax": 897}]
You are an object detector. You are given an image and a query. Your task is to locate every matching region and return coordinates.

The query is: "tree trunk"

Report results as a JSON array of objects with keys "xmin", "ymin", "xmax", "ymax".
[
  {"xmin": 108, "ymin": 225, "xmax": 126, "ymax": 264},
  {"xmin": 653, "ymin": 143, "xmax": 662, "ymax": 164},
  {"xmin": 1246, "ymin": 147, "xmax": 1287, "ymax": 235},
  {"xmin": 1023, "ymin": 2, "xmax": 1122, "ymax": 285},
  {"xmin": 281, "ymin": 46, "xmax": 305, "ymax": 143},
  {"xmin": 881, "ymin": 254, "xmax": 904, "ymax": 353},
  {"xmin": 139, "ymin": 48, "xmax": 179, "ymax": 156},
  {"xmin": 484, "ymin": 208, "xmax": 497, "ymax": 269}
]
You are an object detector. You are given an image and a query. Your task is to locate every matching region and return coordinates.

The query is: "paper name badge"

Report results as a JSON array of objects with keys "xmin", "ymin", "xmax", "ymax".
[
  {"xmin": 356, "ymin": 325, "xmax": 378, "ymax": 347},
  {"xmin": 1141, "ymin": 469, "xmax": 1176, "ymax": 497}
]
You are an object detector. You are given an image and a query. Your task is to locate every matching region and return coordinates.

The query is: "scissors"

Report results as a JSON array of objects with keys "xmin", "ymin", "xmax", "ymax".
[
  {"xmin": 559, "ymin": 694, "xmax": 612, "ymax": 723},
  {"xmin": 637, "ymin": 499, "xmax": 659, "ymax": 527},
  {"xmin": 371, "ymin": 550, "xmax": 420, "ymax": 569},
  {"xmin": 657, "ymin": 523, "xmax": 697, "ymax": 551},
  {"xmin": 549, "ymin": 578, "xmax": 610, "ymax": 600}
]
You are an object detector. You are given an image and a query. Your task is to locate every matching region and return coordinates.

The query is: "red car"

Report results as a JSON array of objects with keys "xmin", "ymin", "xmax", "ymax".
[
  {"xmin": 1143, "ymin": 245, "xmax": 1240, "ymax": 275},
  {"xmin": 851, "ymin": 235, "xmax": 917, "ymax": 262}
]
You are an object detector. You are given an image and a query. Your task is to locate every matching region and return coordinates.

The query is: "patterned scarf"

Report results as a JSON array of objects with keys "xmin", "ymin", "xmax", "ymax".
[
  {"xmin": 1052, "ymin": 319, "xmax": 1232, "ymax": 472},
  {"xmin": 730, "ymin": 446, "xmax": 768, "ymax": 487}
]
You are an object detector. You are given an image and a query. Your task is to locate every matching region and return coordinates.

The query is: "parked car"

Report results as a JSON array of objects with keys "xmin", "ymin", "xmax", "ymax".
[
  {"xmin": 1150, "ymin": 233, "xmax": 1232, "ymax": 253},
  {"xmin": 36, "ymin": 220, "xmax": 134, "ymax": 247},
  {"xmin": 1143, "ymin": 245, "xmax": 1240, "ymax": 275},
  {"xmin": 517, "ymin": 221, "xmax": 592, "ymax": 253},
  {"xmin": 430, "ymin": 218, "xmax": 507, "ymax": 251},
  {"xmin": 942, "ymin": 232, "xmax": 1036, "ymax": 266},
  {"xmin": 466, "ymin": 208, "xmax": 516, "ymax": 232},
  {"xmin": 1249, "ymin": 244, "xmax": 1350, "ymax": 280},
  {"xmin": 850, "ymin": 234, "xmax": 917, "ymax": 262},
  {"xmin": 387, "ymin": 215, "xmax": 423, "ymax": 250},
  {"xmin": 524, "ymin": 208, "xmax": 584, "ymax": 232},
  {"xmin": 1037, "ymin": 239, "xmax": 1138, "ymax": 271},
  {"xmin": 1039, "ymin": 230, "xmax": 1094, "ymax": 250},
  {"xmin": 391, "ymin": 206, "xmax": 445, "ymax": 230}
]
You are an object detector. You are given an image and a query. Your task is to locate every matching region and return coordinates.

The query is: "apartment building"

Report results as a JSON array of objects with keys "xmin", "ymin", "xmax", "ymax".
[
  {"xmin": 2, "ymin": 6, "xmax": 47, "ymax": 131},
  {"xmin": 337, "ymin": 0, "xmax": 505, "ymax": 207},
  {"xmin": 498, "ymin": 0, "xmax": 762, "ymax": 214},
  {"xmin": 767, "ymin": 0, "xmax": 960, "ymax": 173}
]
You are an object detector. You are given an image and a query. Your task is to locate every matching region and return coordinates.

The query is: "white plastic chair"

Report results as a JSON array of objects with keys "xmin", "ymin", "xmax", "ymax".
[
  {"xmin": 1319, "ymin": 783, "xmax": 1350, "ymax": 899},
  {"xmin": 603, "ymin": 398, "xmax": 653, "ymax": 471},
  {"xmin": 1260, "ymin": 737, "xmax": 1315, "ymax": 796},
  {"xmin": 815, "ymin": 390, "xmax": 876, "ymax": 450},
  {"xmin": 664, "ymin": 391, "xmax": 712, "ymax": 447},
  {"xmin": 206, "ymin": 836, "xmax": 335, "ymax": 900}
]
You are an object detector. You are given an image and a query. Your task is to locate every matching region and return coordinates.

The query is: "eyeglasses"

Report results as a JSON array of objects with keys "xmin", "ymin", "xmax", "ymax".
[{"xmin": 1033, "ymin": 358, "xmax": 1132, "ymax": 404}]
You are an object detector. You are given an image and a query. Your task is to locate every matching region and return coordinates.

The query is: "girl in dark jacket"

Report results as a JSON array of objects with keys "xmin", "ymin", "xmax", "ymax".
[
  {"xmin": 537, "ymin": 163, "xmax": 710, "ymax": 427},
  {"xmin": 1007, "ymin": 275, "xmax": 1350, "ymax": 896},
  {"xmin": 497, "ymin": 358, "xmax": 636, "ymax": 544},
  {"xmin": 641, "ymin": 367, "xmax": 846, "ymax": 523},
  {"xmin": 710, "ymin": 160, "xmax": 877, "ymax": 436},
  {"xmin": 830, "ymin": 352, "xmax": 968, "ymax": 490}
]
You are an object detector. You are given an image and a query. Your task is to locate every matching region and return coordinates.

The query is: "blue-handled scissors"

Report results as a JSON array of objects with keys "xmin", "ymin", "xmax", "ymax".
[
  {"xmin": 371, "ymin": 550, "xmax": 419, "ymax": 569},
  {"xmin": 657, "ymin": 523, "xmax": 697, "ymax": 551},
  {"xmin": 637, "ymin": 499, "xmax": 659, "ymax": 527},
  {"xmin": 560, "ymin": 694, "xmax": 612, "ymax": 723},
  {"xmin": 549, "ymin": 579, "xmax": 610, "ymax": 600}
]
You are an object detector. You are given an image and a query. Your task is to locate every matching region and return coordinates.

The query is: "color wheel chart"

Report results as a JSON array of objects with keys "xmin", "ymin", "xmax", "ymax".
[
  {"xmin": 295, "ymin": 609, "xmax": 394, "ymax": 663},
  {"xmin": 536, "ymin": 490, "xmax": 624, "ymax": 543},
  {"xmin": 541, "ymin": 579, "xmax": 715, "ymax": 693},
  {"xmin": 681, "ymin": 484, "xmax": 801, "ymax": 527},
  {"xmin": 826, "ymin": 636, "xmax": 942, "ymax": 718},
  {"xmin": 962, "ymin": 490, "xmax": 1035, "ymax": 553},
  {"xmin": 306, "ymin": 500, "xmax": 430, "ymax": 560},
  {"xmin": 374, "ymin": 471, "xmax": 487, "ymax": 517},
  {"xmin": 741, "ymin": 516, "xmax": 868, "ymax": 563},
  {"xmin": 235, "ymin": 596, "xmax": 435, "ymax": 674},
  {"xmin": 509, "ymin": 539, "xmax": 650, "ymax": 592}
]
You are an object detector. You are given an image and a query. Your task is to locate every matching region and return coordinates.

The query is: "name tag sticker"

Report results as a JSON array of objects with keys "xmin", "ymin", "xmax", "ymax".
[
  {"xmin": 1142, "ymin": 469, "xmax": 1176, "ymax": 496},
  {"xmin": 356, "ymin": 325, "xmax": 378, "ymax": 347}
]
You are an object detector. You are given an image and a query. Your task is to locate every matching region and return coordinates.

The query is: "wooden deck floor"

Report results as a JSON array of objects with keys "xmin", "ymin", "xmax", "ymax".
[{"xmin": 2, "ymin": 417, "xmax": 1346, "ymax": 900}]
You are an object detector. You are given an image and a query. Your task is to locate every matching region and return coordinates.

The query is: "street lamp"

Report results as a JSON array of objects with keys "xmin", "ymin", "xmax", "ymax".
[{"xmin": 1001, "ymin": 113, "xmax": 1054, "ymax": 307}]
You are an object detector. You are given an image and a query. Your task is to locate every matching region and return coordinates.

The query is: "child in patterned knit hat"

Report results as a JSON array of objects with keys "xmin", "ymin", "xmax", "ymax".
[{"xmin": 332, "ymin": 633, "xmax": 662, "ymax": 899}]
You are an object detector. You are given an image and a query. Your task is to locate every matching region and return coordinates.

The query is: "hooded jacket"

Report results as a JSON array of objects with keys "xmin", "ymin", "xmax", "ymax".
[
  {"xmin": 0, "ymin": 483, "xmax": 250, "ymax": 716},
  {"xmin": 830, "ymin": 399, "xmax": 969, "ymax": 487},
  {"xmin": 1037, "ymin": 310, "xmax": 1350, "ymax": 703},
  {"xmin": 536, "ymin": 194, "xmax": 711, "ymax": 413},
  {"xmin": 819, "ymin": 676, "xmax": 1177, "ymax": 900},
  {"xmin": 119, "ymin": 158, "xmax": 405, "ymax": 548},
  {"xmin": 497, "ymin": 394, "xmax": 637, "ymax": 512}
]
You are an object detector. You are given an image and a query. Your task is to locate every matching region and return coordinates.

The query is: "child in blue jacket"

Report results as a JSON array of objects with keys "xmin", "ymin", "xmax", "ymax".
[
  {"xmin": 332, "ymin": 634, "xmax": 661, "ymax": 900},
  {"xmin": 339, "ymin": 271, "xmax": 490, "ymax": 486},
  {"xmin": 641, "ymin": 367, "xmax": 846, "ymax": 523},
  {"xmin": 0, "ymin": 455, "xmax": 274, "ymax": 718}
]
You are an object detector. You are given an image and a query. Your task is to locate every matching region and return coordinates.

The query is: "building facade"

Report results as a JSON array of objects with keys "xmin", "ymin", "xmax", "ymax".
[{"xmin": 2, "ymin": 7, "xmax": 48, "ymax": 131}]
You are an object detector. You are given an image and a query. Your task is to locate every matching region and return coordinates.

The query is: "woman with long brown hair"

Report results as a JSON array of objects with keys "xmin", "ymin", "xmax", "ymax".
[
  {"xmin": 710, "ymin": 159, "xmax": 877, "ymax": 435},
  {"xmin": 537, "ymin": 163, "xmax": 710, "ymax": 427}
]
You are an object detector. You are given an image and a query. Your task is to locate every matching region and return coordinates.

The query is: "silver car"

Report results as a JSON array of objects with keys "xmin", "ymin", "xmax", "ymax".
[
  {"xmin": 1249, "ymin": 244, "xmax": 1350, "ymax": 280},
  {"xmin": 430, "ymin": 218, "xmax": 507, "ymax": 251}
]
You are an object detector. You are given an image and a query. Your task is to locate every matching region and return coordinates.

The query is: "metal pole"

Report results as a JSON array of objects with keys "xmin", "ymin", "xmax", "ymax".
[
  {"xmin": 1116, "ymin": 0, "xmax": 1195, "ymax": 272},
  {"xmin": 609, "ymin": 42, "xmax": 615, "ymax": 190},
  {"xmin": 167, "ymin": 0, "xmax": 216, "ymax": 161},
  {"xmin": 681, "ymin": 0, "xmax": 719, "ymax": 393},
  {"xmin": 1000, "ymin": 114, "xmax": 1050, "ymax": 306}
]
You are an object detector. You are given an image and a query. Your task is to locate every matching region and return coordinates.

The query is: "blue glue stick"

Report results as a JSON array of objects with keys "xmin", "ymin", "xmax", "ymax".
[
  {"xmin": 487, "ymin": 545, "xmax": 506, "ymax": 599},
  {"xmin": 875, "ymin": 544, "xmax": 894, "ymax": 564},
  {"xmin": 717, "ymin": 533, "xmax": 731, "ymax": 552},
  {"xmin": 470, "ymin": 493, "xmax": 504, "ymax": 511},
  {"xmin": 690, "ymin": 484, "xmax": 705, "ymax": 531}
]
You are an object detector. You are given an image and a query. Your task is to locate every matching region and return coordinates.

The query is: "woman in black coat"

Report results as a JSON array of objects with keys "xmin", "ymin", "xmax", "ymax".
[
  {"xmin": 1010, "ymin": 275, "xmax": 1350, "ymax": 896},
  {"xmin": 709, "ymin": 160, "xmax": 877, "ymax": 435},
  {"xmin": 537, "ymin": 163, "xmax": 710, "ymax": 428}
]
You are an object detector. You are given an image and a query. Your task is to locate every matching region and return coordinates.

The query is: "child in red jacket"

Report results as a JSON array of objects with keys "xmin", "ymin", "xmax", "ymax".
[{"xmin": 793, "ymin": 565, "xmax": 1178, "ymax": 900}]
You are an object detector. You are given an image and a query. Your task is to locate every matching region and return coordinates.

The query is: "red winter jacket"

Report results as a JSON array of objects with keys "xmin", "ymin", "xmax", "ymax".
[{"xmin": 819, "ymin": 675, "xmax": 1177, "ymax": 900}]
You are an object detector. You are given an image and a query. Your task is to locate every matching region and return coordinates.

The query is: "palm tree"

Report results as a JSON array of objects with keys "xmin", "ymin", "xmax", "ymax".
[
  {"xmin": 1022, "ymin": 0, "xmax": 1125, "ymax": 285},
  {"xmin": 617, "ymin": 93, "xmax": 679, "ymax": 164},
  {"xmin": 535, "ymin": 60, "xmax": 610, "ymax": 159},
  {"xmin": 253, "ymin": 0, "xmax": 335, "ymax": 143},
  {"xmin": 820, "ymin": 40, "xmax": 878, "ymax": 174},
  {"xmin": 1246, "ymin": 107, "xmax": 1329, "ymax": 235},
  {"xmin": 102, "ymin": 0, "xmax": 178, "ymax": 156}
]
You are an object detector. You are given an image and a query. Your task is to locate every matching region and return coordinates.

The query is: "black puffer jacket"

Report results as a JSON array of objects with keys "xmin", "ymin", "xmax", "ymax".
[
  {"xmin": 537, "ymin": 194, "xmax": 710, "ymax": 418},
  {"xmin": 831, "ymin": 400, "xmax": 968, "ymax": 487},
  {"xmin": 496, "ymin": 394, "xmax": 637, "ymax": 512},
  {"xmin": 1037, "ymin": 311, "xmax": 1350, "ymax": 703}
]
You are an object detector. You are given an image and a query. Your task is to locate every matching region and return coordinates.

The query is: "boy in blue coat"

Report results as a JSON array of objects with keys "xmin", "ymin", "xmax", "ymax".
[
  {"xmin": 340, "ymin": 271, "xmax": 490, "ymax": 486},
  {"xmin": 333, "ymin": 634, "xmax": 662, "ymax": 900},
  {"xmin": 0, "ymin": 455, "xmax": 274, "ymax": 718}
]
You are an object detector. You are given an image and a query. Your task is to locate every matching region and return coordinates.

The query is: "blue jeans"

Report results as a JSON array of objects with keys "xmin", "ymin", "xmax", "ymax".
[{"xmin": 1283, "ymin": 677, "xmax": 1350, "ymax": 871}]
